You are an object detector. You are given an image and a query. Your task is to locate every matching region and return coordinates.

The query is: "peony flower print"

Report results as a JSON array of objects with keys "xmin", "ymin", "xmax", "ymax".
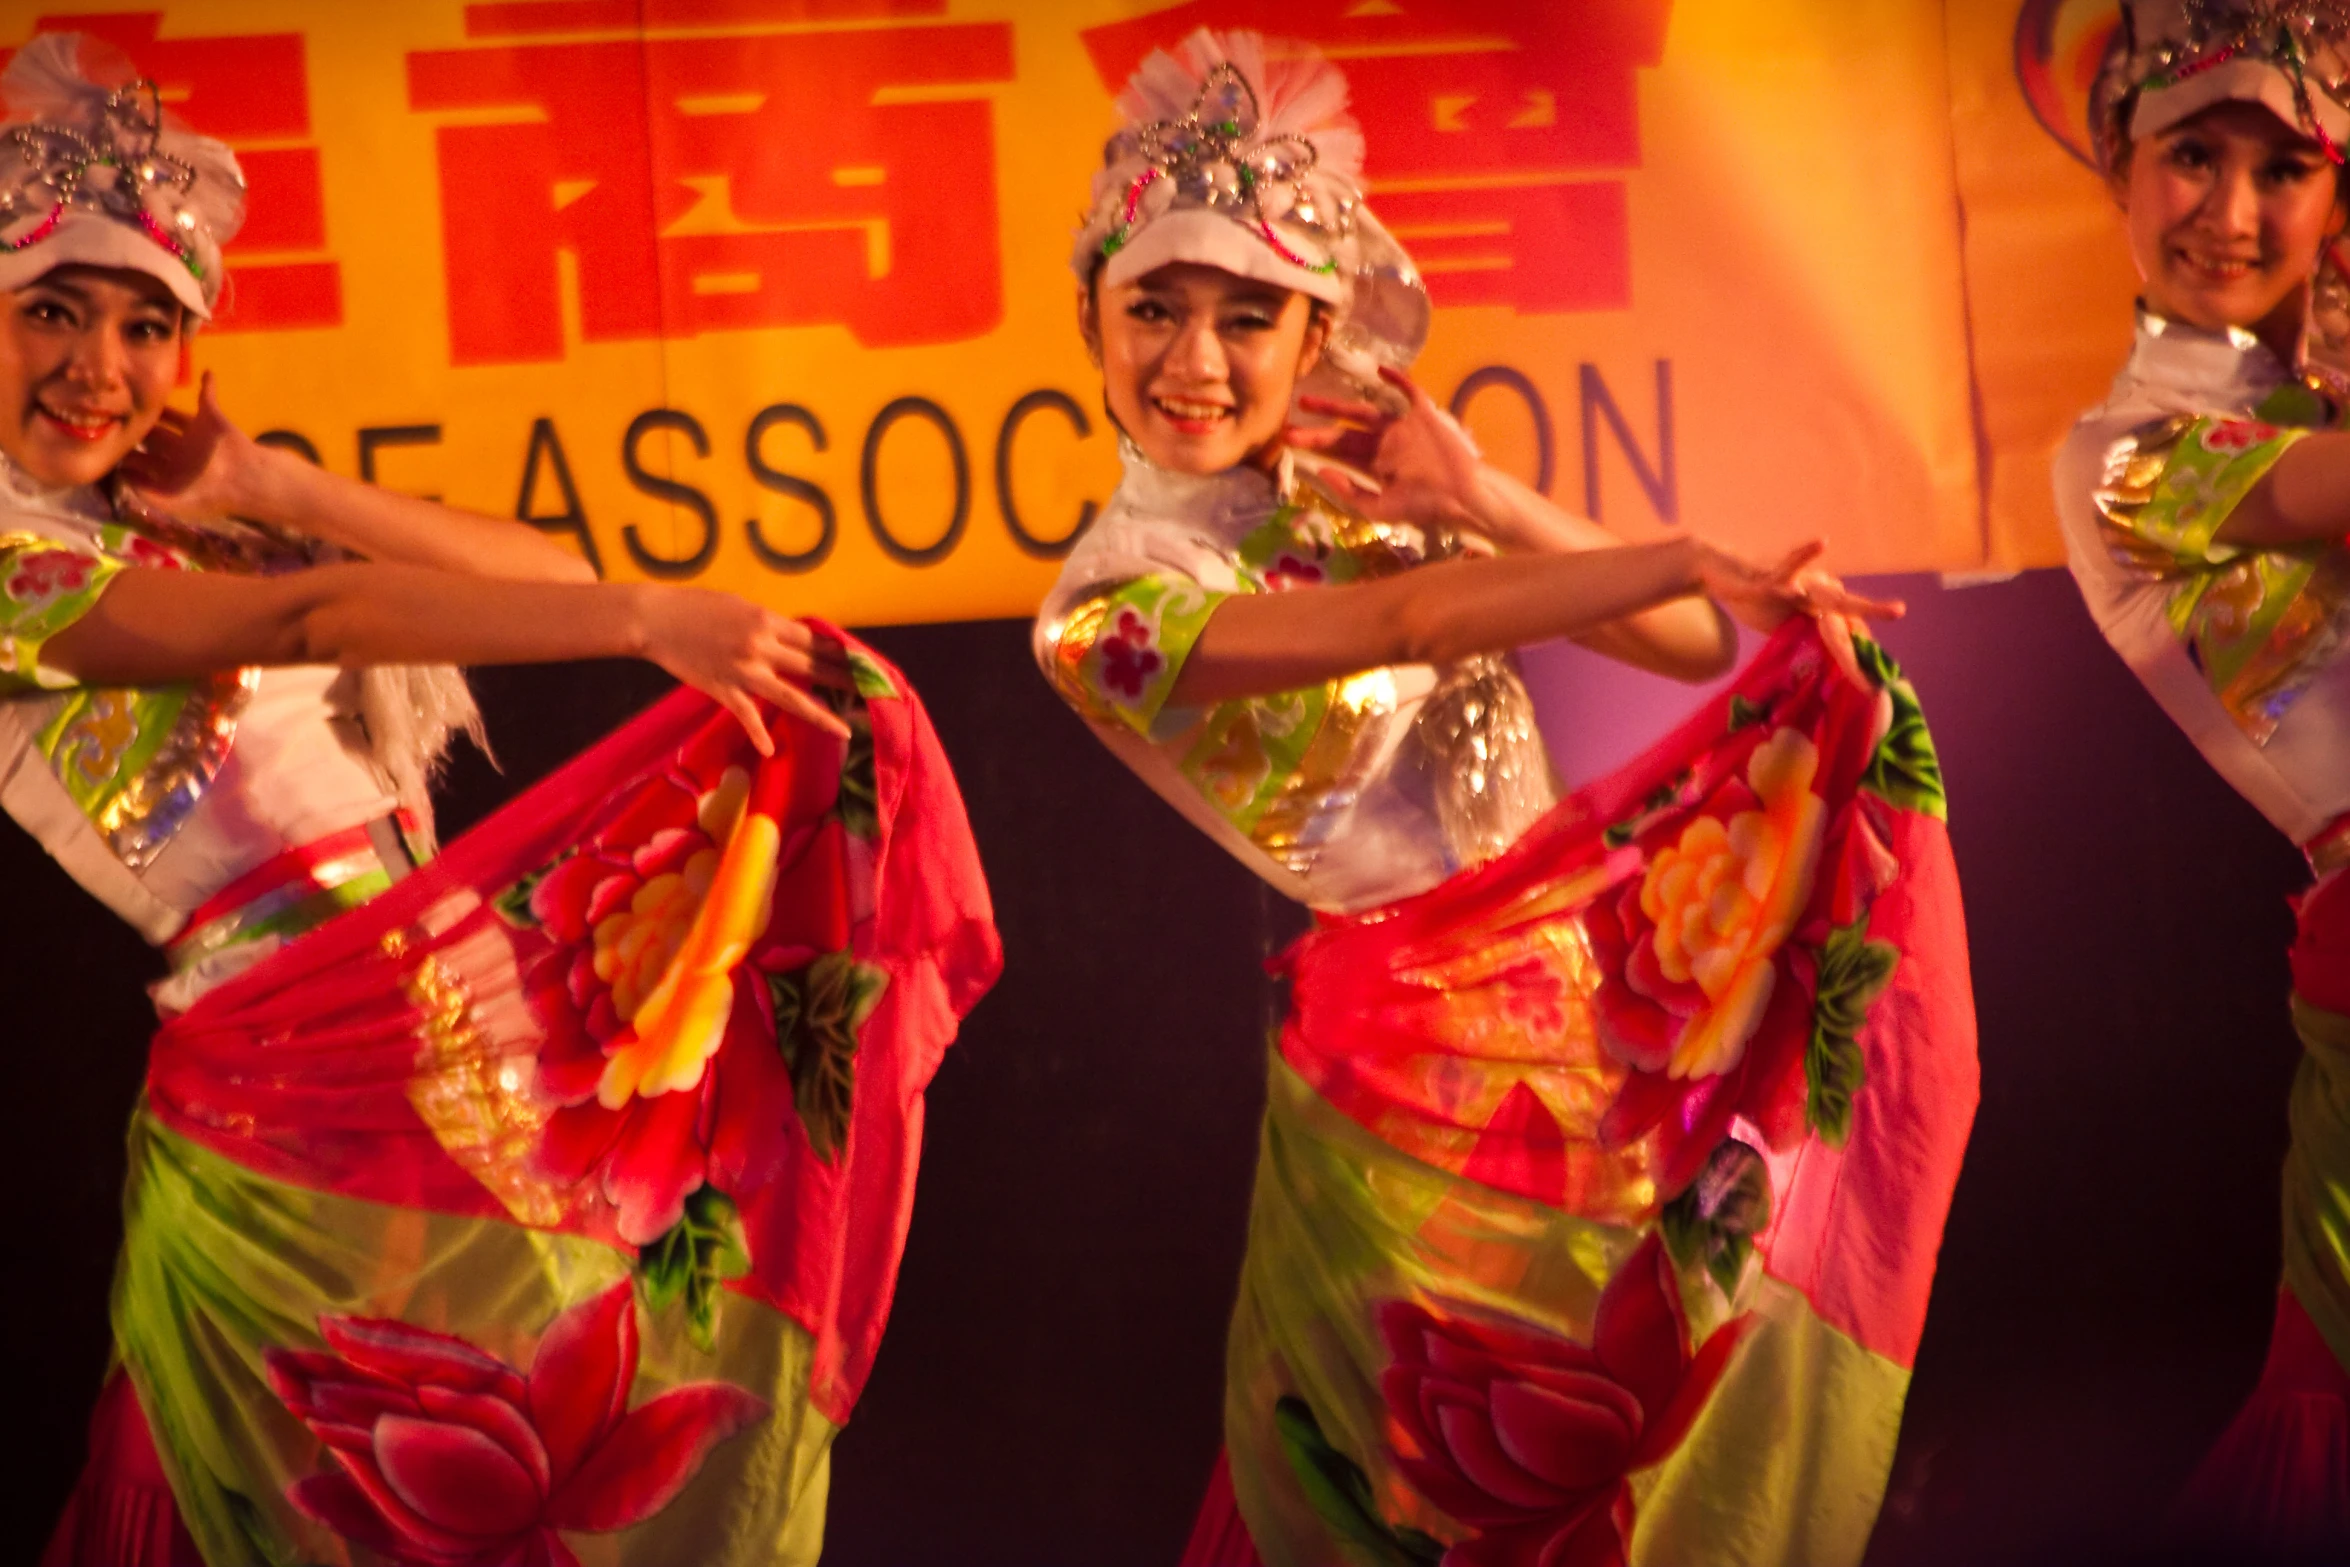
[
  {"xmin": 1590, "ymin": 726, "xmax": 1827, "ymax": 1084},
  {"xmin": 526, "ymin": 720, "xmax": 852, "ymax": 1245}
]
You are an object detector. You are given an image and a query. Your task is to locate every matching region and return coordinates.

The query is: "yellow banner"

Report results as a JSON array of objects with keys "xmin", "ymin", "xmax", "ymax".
[{"xmin": 7, "ymin": 1, "xmax": 2135, "ymax": 620}]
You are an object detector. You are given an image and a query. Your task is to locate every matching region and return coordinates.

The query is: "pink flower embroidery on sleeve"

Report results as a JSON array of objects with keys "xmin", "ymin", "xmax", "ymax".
[
  {"xmin": 2201, "ymin": 419, "xmax": 2280, "ymax": 454},
  {"xmin": 5, "ymin": 549, "xmax": 95, "ymax": 607},
  {"xmin": 119, "ymin": 534, "xmax": 189, "ymax": 571},
  {"xmin": 266, "ymin": 1280, "xmax": 768, "ymax": 1566},
  {"xmin": 1097, "ymin": 607, "xmax": 1166, "ymax": 704},
  {"xmin": 1262, "ymin": 550, "xmax": 1327, "ymax": 591}
]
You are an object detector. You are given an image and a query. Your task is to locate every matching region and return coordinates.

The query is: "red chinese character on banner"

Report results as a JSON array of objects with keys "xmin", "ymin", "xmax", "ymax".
[
  {"xmin": 1082, "ymin": 0, "xmax": 1671, "ymax": 314},
  {"xmin": 3, "ymin": 12, "xmax": 342, "ymax": 332},
  {"xmin": 408, "ymin": 0, "xmax": 1012, "ymax": 366}
]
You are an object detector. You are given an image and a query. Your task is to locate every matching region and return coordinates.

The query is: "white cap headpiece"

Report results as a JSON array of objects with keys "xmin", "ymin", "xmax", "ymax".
[
  {"xmin": 0, "ymin": 34, "xmax": 243, "ymax": 319},
  {"xmin": 2095, "ymin": 0, "xmax": 2350, "ymax": 165},
  {"xmin": 1074, "ymin": 30, "xmax": 1430, "ymax": 395}
]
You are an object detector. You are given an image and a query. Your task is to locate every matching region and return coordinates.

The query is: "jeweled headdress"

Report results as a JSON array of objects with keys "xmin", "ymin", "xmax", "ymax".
[
  {"xmin": 2093, "ymin": 0, "xmax": 2350, "ymax": 166},
  {"xmin": 0, "ymin": 34, "xmax": 243, "ymax": 318},
  {"xmin": 1074, "ymin": 30, "xmax": 1429, "ymax": 394}
]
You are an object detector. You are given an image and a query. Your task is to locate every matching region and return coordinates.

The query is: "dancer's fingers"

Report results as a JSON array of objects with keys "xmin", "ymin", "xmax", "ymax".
[{"xmin": 711, "ymin": 687, "xmax": 775, "ymax": 757}]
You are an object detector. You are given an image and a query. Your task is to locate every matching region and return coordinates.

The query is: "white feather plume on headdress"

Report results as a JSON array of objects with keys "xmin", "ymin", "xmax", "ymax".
[{"xmin": 1113, "ymin": 30, "xmax": 1366, "ymax": 190}]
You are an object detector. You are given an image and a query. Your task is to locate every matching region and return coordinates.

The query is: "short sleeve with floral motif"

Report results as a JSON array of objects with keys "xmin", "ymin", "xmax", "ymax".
[
  {"xmin": 2094, "ymin": 413, "xmax": 2345, "ymax": 741},
  {"xmin": 1043, "ymin": 571, "xmax": 1227, "ymax": 740},
  {"xmin": 0, "ymin": 534, "xmax": 123, "ymax": 695}
]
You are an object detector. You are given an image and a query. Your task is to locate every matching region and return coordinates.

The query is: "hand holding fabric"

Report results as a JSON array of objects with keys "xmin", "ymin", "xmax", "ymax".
[
  {"xmin": 1693, "ymin": 541, "xmax": 1903, "ymax": 636},
  {"xmin": 634, "ymin": 588, "xmax": 854, "ymax": 750}
]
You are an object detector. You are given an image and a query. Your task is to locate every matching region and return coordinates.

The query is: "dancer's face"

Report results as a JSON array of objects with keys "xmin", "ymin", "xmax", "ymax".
[
  {"xmin": 0, "ymin": 265, "xmax": 183, "ymax": 489},
  {"xmin": 1086, "ymin": 262, "xmax": 1327, "ymax": 475},
  {"xmin": 2119, "ymin": 101, "xmax": 2345, "ymax": 340}
]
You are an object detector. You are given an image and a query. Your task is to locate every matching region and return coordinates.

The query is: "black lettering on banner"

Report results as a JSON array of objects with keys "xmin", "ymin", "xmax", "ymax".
[
  {"xmin": 514, "ymin": 417, "xmax": 604, "ymax": 577},
  {"xmin": 254, "ymin": 429, "xmax": 321, "ymax": 465},
  {"xmin": 1579, "ymin": 361, "xmax": 1677, "ymax": 524},
  {"xmin": 860, "ymin": 397, "xmax": 968, "ymax": 567},
  {"xmin": 1448, "ymin": 367, "xmax": 1554, "ymax": 497},
  {"xmin": 621, "ymin": 409, "xmax": 719, "ymax": 579},
  {"xmin": 745, "ymin": 404, "xmax": 836, "ymax": 574},
  {"xmin": 357, "ymin": 423, "xmax": 442, "ymax": 496},
  {"xmin": 995, "ymin": 389, "xmax": 1097, "ymax": 559}
]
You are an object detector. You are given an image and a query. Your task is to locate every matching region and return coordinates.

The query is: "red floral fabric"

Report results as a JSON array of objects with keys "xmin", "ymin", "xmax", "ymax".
[
  {"xmin": 1379, "ymin": 1235, "xmax": 1755, "ymax": 1567},
  {"xmin": 144, "ymin": 637, "xmax": 999, "ymax": 1424},
  {"xmin": 267, "ymin": 1282, "xmax": 766, "ymax": 1566}
]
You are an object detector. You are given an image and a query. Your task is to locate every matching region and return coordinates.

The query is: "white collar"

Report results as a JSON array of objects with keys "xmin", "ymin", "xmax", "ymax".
[
  {"xmin": 0, "ymin": 446, "xmax": 112, "ymax": 528},
  {"xmin": 2122, "ymin": 305, "xmax": 2292, "ymax": 411},
  {"xmin": 1112, "ymin": 437, "xmax": 1290, "ymax": 536}
]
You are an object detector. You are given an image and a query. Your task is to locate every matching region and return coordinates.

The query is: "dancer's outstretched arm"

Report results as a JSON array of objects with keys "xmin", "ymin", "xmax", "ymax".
[
  {"xmin": 1169, "ymin": 535, "xmax": 1892, "ymax": 709},
  {"xmin": 1287, "ymin": 368, "xmax": 1900, "ymax": 681},
  {"xmin": 118, "ymin": 373, "xmax": 596, "ymax": 584},
  {"xmin": 43, "ymin": 564, "xmax": 848, "ymax": 752}
]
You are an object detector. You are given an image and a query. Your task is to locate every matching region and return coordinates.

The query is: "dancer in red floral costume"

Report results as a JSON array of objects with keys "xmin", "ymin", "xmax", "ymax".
[
  {"xmin": 1035, "ymin": 29, "xmax": 1977, "ymax": 1566},
  {"xmin": 2056, "ymin": 0, "xmax": 2350, "ymax": 1547},
  {"xmin": 3, "ymin": 35, "xmax": 998, "ymax": 1566}
]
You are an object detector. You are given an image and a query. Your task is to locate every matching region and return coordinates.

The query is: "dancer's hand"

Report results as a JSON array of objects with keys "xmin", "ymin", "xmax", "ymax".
[
  {"xmin": 637, "ymin": 587, "xmax": 855, "ymax": 752},
  {"xmin": 1286, "ymin": 366, "xmax": 1488, "ymax": 532},
  {"xmin": 119, "ymin": 372, "xmax": 268, "ymax": 523},
  {"xmin": 1695, "ymin": 540, "xmax": 1905, "ymax": 635}
]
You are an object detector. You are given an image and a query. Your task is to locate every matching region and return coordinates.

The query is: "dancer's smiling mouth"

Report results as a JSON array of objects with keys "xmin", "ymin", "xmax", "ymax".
[{"xmin": 31, "ymin": 398, "xmax": 126, "ymax": 442}]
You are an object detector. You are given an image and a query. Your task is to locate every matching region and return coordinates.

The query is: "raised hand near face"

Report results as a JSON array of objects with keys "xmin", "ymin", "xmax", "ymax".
[
  {"xmin": 1284, "ymin": 365, "xmax": 1489, "ymax": 534},
  {"xmin": 117, "ymin": 371, "xmax": 261, "ymax": 523}
]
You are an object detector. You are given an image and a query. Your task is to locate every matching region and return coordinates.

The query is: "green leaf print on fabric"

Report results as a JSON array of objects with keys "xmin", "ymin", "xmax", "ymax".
[
  {"xmin": 1659, "ymin": 1138, "xmax": 1773, "ymax": 1302},
  {"xmin": 635, "ymin": 1184, "xmax": 753, "ymax": 1353},
  {"xmin": 1274, "ymin": 1396, "xmax": 1446, "ymax": 1566},
  {"xmin": 490, "ymin": 850, "xmax": 568, "ymax": 930},
  {"xmin": 846, "ymin": 648, "xmax": 897, "ymax": 700},
  {"xmin": 2255, "ymin": 380, "xmax": 2332, "ymax": 429},
  {"xmin": 1805, "ymin": 918, "xmax": 1901, "ymax": 1146},
  {"xmin": 835, "ymin": 709, "xmax": 880, "ymax": 842},
  {"xmin": 1851, "ymin": 637, "xmax": 1946, "ymax": 820},
  {"xmin": 769, "ymin": 951, "xmax": 889, "ymax": 1162},
  {"xmin": 816, "ymin": 664, "xmax": 885, "ymax": 841},
  {"xmin": 1727, "ymin": 694, "xmax": 1769, "ymax": 733},
  {"xmin": 1601, "ymin": 772, "xmax": 1691, "ymax": 851},
  {"xmin": 218, "ymin": 1488, "xmax": 313, "ymax": 1567}
]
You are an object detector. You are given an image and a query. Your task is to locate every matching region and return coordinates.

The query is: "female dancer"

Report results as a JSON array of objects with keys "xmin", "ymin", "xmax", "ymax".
[
  {"xmin": 9, "ymin": 35, "xmax": 997, "ymax": 1566},
  {"xmin": 2059, "ymin": 0, "xmax": 2350, "ymax": 1545},
  {"xmin": 1037, "ymin": 31, "xmax": 1979, "ymax": 1567}
]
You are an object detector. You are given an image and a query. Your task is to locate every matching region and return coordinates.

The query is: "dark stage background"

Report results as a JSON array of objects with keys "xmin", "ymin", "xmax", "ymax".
[{"xmin": 5, "ymin": 569, "xmax": 2309, "ymax": 1564}]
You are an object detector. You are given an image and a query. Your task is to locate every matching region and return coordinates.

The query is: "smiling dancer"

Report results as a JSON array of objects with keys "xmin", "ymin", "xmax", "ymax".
[
  {"xmin": 2058, "ymin": 0, "xmax": 2350, "ymax": 1547},
  {"xmin": 3, "ymin": 35, "xmax": 997, "ymax": 1566},
  {"xmin": 1035, "ymin": 31, "xmax": 1979, "ymax": 1566}
]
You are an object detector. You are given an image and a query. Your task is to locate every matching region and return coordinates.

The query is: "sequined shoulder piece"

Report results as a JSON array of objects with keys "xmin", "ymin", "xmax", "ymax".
[
  {"xmin": 0, "ymin": 510, "xmax": 257, "ymax": 869},
  {"xmin": 2093, "ymin": 411, "xmax": 2349, "ymax": 743}
]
